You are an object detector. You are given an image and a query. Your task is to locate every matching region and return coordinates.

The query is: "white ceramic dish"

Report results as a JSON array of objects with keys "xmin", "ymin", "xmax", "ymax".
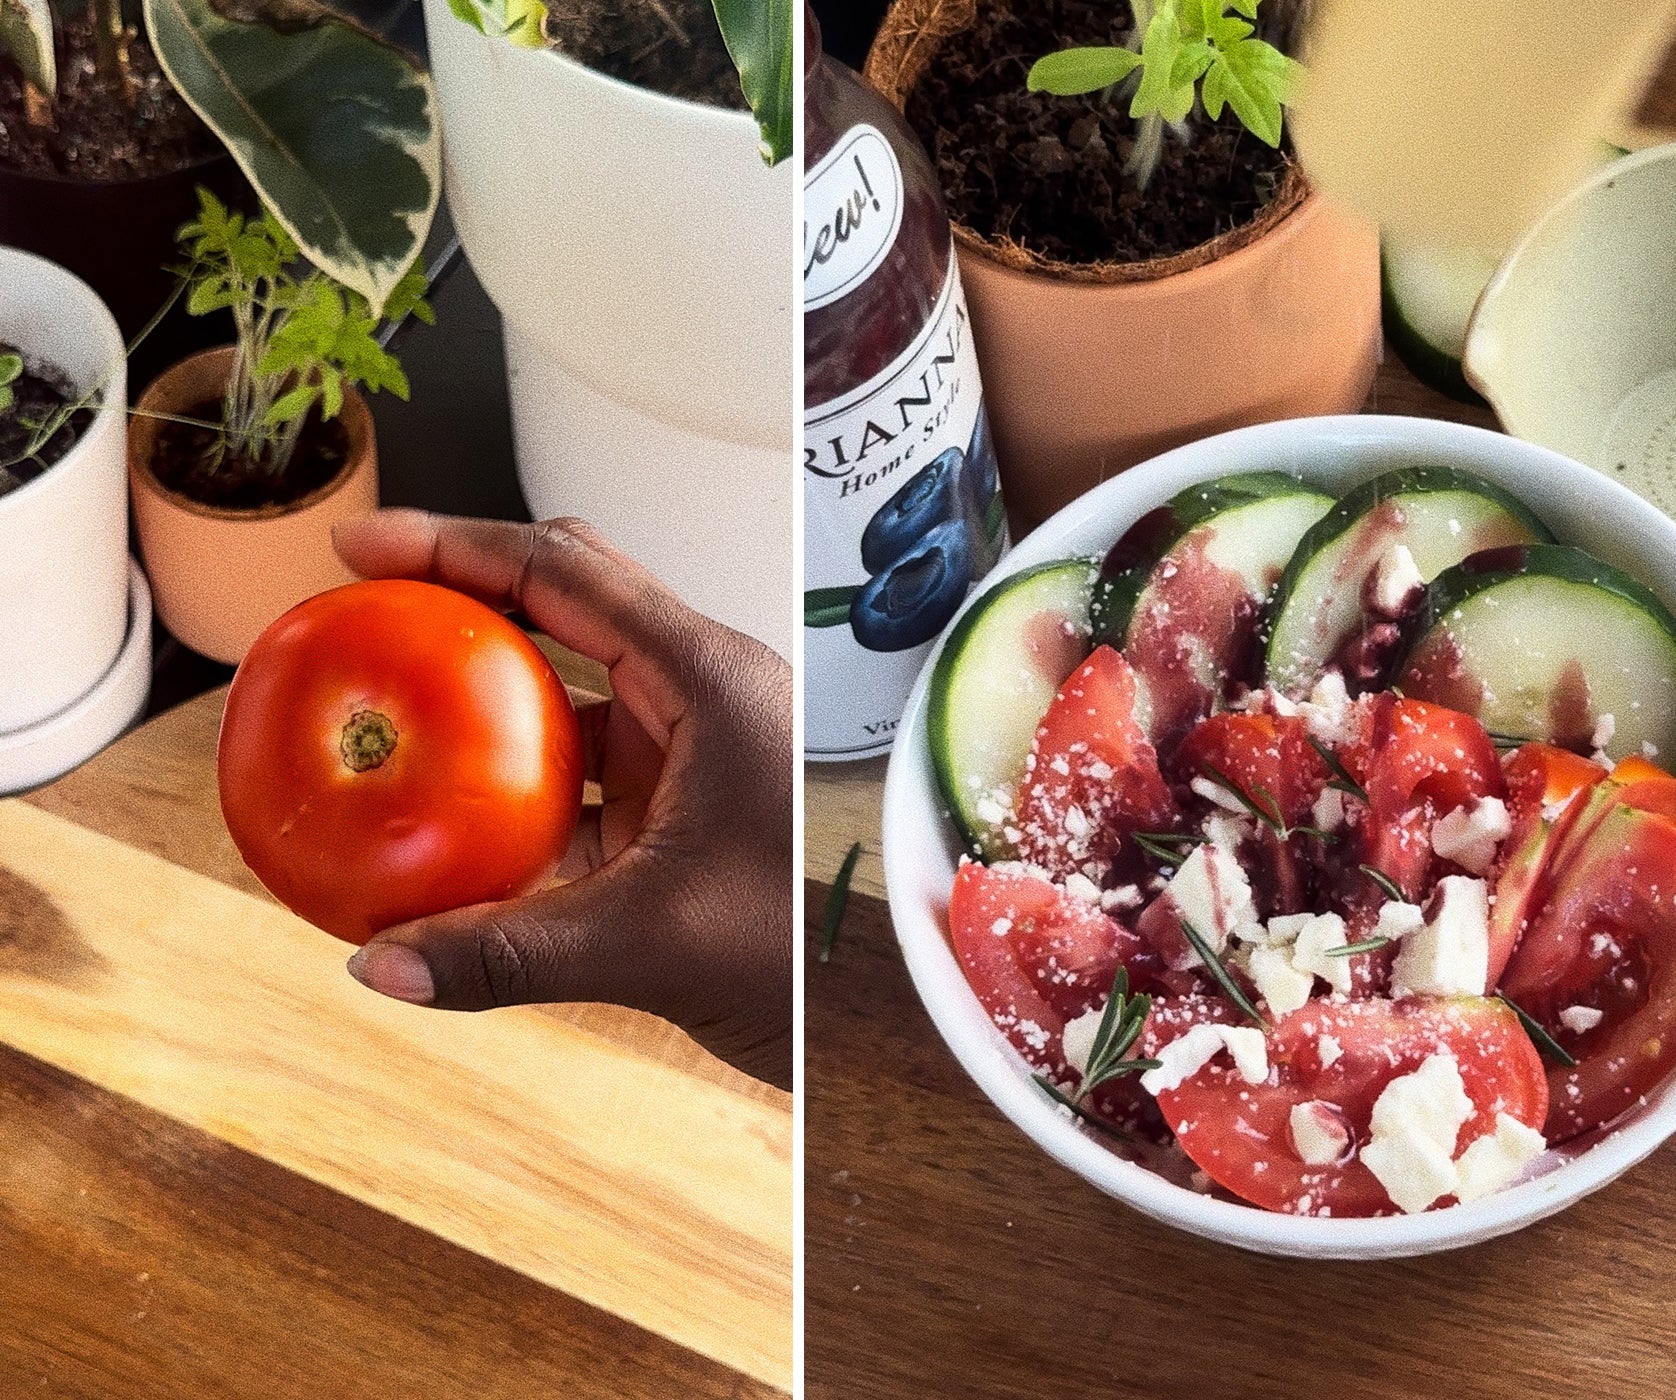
[
  {"xmin": 0, "ymin": 559, "xmax": 152, "ymax": 797},
  {"xmin": 882, "ymin": 414, "xmax": 1676, "ymax": 1258}
]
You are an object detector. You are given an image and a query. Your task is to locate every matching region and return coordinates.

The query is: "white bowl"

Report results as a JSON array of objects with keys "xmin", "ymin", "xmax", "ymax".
[{"xmin": 882, "ymin": 414, "xmax": 1676, "ymax": 1258}]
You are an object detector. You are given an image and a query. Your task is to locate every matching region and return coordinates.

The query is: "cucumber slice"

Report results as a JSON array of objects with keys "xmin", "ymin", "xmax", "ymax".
[
  {"xmin": 1265, "ymin": 466, "xmax": 1552, "ymax": 698},
  {"xmin": 1398, "ymin": 544, "xmax": 1676, "ymax": 763},
  {"xmin": 1381, "ymin": 237, "xmax": 1499, "ymax": 405},
  {"xmin": 928, "ymin": 559, "xmax": 1098, "ymax": 859},
  {"xmin": 1093, "ymin": 472, "xmax": 1333, "ymax": 748}
]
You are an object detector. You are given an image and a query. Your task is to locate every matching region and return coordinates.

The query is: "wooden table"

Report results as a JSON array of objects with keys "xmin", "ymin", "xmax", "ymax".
[
  {"xmin": 0, "ymin": 652, "xmax": 791, "ymax": 1398},
  {"xmin": 806, "ymin": 70, "xmax": 1676, "ymax": 1395}
]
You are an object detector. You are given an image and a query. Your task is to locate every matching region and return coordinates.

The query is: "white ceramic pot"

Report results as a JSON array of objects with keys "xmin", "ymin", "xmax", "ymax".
[
  {"xmin": 421, "ymin": 0, "xmax": 794, "ymax": 655},
  {"xmin": 883, "ymin": 414, "xmax": 1676, "ymax": 1258},
  {"xmin": 0, "ymin": 248, "xmax": 133, "ymax": 734}
]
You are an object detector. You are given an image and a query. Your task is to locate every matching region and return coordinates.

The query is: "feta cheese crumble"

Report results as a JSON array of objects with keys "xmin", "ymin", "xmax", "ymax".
[
  {"xmin": 1290, "ymin": 912, "xmax": 1352, "ymax": 995},
  {"xmin": 1559, "ymin": 1005, "xmax": 1604, "ymax": 1034},
  {"xmin": 1360, "ymin": 1053, "xmax": 1475, "ymax": 1214},
  {"xmin": 1391, "ymin": 876, "xmax": 1490, "ymax": 998},
  {"xmin": 1453, "ymin": 1113, "xmax": 1546, "ymax": 1204},
  {"xmin": 1429, "ymin": 797, "xmax": 1511, "ymax": 877},
  {"xmin": 1289, "ymin": 1100, "xmax": 1352, "ymax": 1166},
  {"xmin": 1164, "ymin": 842, "xmax": 1262, "ymax": 959},
  {"xmin": 1061, "ymin": 1006, "xmax": 1105, "ymax": 1077},
  {"xmin": 1140, "ymin": 1024, "xmax": 1270, "ymax": 1094},
  {"xmin": 1369, "ymin": 544, "xmax": 1424, "ymax": 617}
]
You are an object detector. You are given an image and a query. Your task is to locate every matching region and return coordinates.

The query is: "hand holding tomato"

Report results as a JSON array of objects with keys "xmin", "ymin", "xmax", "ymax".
[{"xmin": 319, "ymin": 511, "xmax": 792, "ymax": 1088}]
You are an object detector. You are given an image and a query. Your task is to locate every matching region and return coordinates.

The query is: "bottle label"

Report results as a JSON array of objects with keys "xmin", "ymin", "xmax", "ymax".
[
  {"xmin": 804, "ymin": 124, "xmax": 906, "ymax": 312},
  {"xmin": 804, "ymin": 259, "xmax": 1007, "ymax": 760}
]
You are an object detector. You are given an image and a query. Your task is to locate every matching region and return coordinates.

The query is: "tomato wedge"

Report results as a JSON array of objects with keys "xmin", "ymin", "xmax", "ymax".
[
  {"xmin": 947, "ymin": 862, "xmax": 1161, "ymax": 1070},
  {"xmin": 1143, "ymin": 995, "xmax": 1547, "ymax": 1216},
  {"xmin": 1176, "ymin": 711, "xmax": 1331, "ymax": 829},
  {"xmin": 1500, "ymin": 800, "xmax": 1676, "ymax": 1140},
  {"xmin": 1014, "ymin": 645, "xmax": 1179, "ymax": 880}
]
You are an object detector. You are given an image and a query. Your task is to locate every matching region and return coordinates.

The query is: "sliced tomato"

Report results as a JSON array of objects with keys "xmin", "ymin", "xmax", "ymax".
[
  {"xmin": 1143, "ymin": 995, "xmax": 1547, "ymax": 1216},
  {"xmin": 1499, "ymin": 801, "xmax": 1676, "ymax": 1140},
  {"xmin": 1608, "ymin": 754, "xmax": 1676, "ymax": 823},
  {"xmin": 1343, "ymin": 695, "xmax": 1505, "ymax": 899},
  {"xmin": 947, "ymin": 861, "xmax": 1161, "ymax": 1070},
  {"xmin": 1505, "ymin": 743, "xmax": 1608, "ymax": 821},
  {"xmin": 1014, "ymin": 645, "xmax": 1179, "ymax": 880},
  {"xmin": 1176, "ymin": 711, "xmax": 1331, "ymax": 829}
]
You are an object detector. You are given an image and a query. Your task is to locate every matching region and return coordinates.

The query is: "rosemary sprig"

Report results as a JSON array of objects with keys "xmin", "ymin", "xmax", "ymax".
[
  {"xmin": 1325, "ymin": 936, "xmax": 1392, "ymax": 958},
  {"xmin": 1358, "ymin": 864, "xmax": 1406, "ymax": 902},
  {"xmin": 1198, "ymin": 762, "xmax": 1335, "ymax": 843},
  {"xmin": 1179, "ymin": 917, "xmax": 1267, "ymax": 1028},
  {"xmin": 1072, "ymin": 966, "xmax": 1161, "ymax": 1102},
  {"xmin": 820, "ymin": 842, "xmax": 862, "ymax": 964},
  {"xmin": 1033, "ymin": 1075, "xmax": 1139, "ymax": 1143},
  {"xmin": 1131, "ymin": 831, "xmax": 1205, "ymax": 869},
  {"xmin": 1307, "ymin": 734, "xmax": 1368, "ymax": 803},
  {"xmin": 1485, "ymin": 729, "xmax": 1530, "ymax": 752},
  {"xmin": 1501, "ymin": 993, "xmax": 1577, "ymax": 1069}
]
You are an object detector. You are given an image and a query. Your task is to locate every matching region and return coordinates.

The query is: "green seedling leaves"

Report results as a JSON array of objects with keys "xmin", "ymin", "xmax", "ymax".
[
  {"xmin": 1028, "ymin": 46, "xmax": 1143, "ymax": 96},
  {"xmin": 713, "ymin": 0, "xmax": 793, "ymax": 165},
  {"xmin": 0, "ymin": 349, "xmax": 21, "ymax": 416}
]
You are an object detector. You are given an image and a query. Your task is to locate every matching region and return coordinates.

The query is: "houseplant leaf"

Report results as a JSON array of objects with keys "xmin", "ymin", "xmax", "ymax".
[
  {"xmin": 713, "ymin": 0, "xmax": 792, "ymax": 165},
  {"xmin": 0, "ymin": 0, "xmax": 57, "ymax": 98},
  {"xmin": 143, "ymin": 0, "xmax": 441, "ymax": 314},
  {"xmin": 1027, "ymin": 46, "xmax": 1144, "ymax": 96}
]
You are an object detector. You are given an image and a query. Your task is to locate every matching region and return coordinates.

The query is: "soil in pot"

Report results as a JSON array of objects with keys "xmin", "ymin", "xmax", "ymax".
[
  {"xmin": 0, "ymin": 348, "xmax": 97, "ymax": 498},
  {"xmin": 150, "ymin": 401, "xmax": 351, "ymax": 511},
  {"xmin": 543, "ymin": 0, "xmax": 747, "ymax": 109},
  {"xmin": 902, "ymin": 0, "xmax": 1293, "ymax": 266},
  {"xmin": 0, "ymin": 16, "xmax": 222, "ymax": 179}
]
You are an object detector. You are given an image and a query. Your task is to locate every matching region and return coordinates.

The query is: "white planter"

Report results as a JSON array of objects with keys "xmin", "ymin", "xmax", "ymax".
[
  {"xmin": 422, "ymin": 0, "xmax": 793, "ymax": 655},
  {"xmin": 0, "ymin": 248, "xmax": 135, "ymax": 736}
]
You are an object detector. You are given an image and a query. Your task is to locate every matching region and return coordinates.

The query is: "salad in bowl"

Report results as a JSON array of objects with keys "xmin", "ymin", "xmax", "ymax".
[{"xmin": 881, "ymin": 415, "xmax": 1676, "ymax": 1256}]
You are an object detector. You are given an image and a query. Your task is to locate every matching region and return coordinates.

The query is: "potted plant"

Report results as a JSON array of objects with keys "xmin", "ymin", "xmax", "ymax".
[
  {"xmin": 417, "ymin": 0, "xmax": 795, "ymax": 652},
  {"xmin": 127, "ymin": 190, "xmax": 431, "ymax": 665},
  {"xmin": 863, "ymin": 0, "xmax": 1382, "ymax": 528},
  {"xmin": 0, "ymin": 246, "xmax": 151, "ymax": 794},
  {"xmin": 0, "ymin": 0, "xmax": 439, "ymax": 389}
]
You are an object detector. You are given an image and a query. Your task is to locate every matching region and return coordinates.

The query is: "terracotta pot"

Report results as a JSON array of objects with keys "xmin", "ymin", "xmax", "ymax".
[
  {"xmin": 129, "ymin": 347, "xmax": 378, "ymax": 665},
  {"xmin": 864, "ymin": 0, "xmax": 1383, "ymax": 529}
]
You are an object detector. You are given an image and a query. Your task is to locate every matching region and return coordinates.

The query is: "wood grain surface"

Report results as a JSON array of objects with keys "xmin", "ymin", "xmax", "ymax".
[{"xmin": 2, "ymin": 657, "xmax": 791, "ymax": 1397}]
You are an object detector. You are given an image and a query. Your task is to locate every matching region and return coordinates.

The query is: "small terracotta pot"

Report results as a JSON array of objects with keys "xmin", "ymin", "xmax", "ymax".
[
  {"xmin": 864, "ymin": 0, "xmax": 1383, "ymax": 529},
  {"xmin": 129, "ymin": 347, "xmax": 378, "ymax": 665}
]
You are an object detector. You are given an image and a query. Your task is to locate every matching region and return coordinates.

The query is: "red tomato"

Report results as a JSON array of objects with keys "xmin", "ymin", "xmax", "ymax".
[
  {"xmin": 1014, "ymin": 645, "xmax": 1179, "ymax": 881},
  {"xmin": 1343, "ymin": 696, "xmax": 1504, "ymax": 899},
  {"xmin": 1144, "ymin": 995, "xmax": 1548, "ymax": 1216},
  {"xmin": 1499, "ymin": 798, "xmax": 1676, "ymax": 1140},
  {"xmin": 218, "ymin": 580, "xmax": 584, "ymax": 944},
  {"xmin": 947, "ymin": 861, "xmax": 1162, "ymax": 1069},
  {"xmin": 1177, "ymin": 711, "xmax": 1331, "ymax": 829}
]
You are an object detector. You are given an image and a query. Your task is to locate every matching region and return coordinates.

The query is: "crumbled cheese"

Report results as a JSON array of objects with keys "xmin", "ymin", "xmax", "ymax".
[
  {"xmin": 1453, "ymin": 1113, "xmax": 1546, "ymax": 1204},
  {"xmin": 1430, "ymin": 796, "xmax": 1512, "ymax": 876},
  {"xmin": 1360, "ymin": 1053, "xmax": 1474, "ymax": 1214},
  {"xmin": 1100, "ymin": 884, "xmax": 1144, "ymax": 913},
  {"xmin": 1312, "ymin": 786, "xmax": 1347, "ymax": 833},
  {"xmin": 1140, "ymin": 1024, "xmax": 1269, "ymax": 1095},
  {"xmin": 1265, "ymin": 912, "xmax": 1315, "ymax": 943},
  {"xmin": 1246, "ymin": 943, "xmax": 1316, "ymax": 1016},
  {"xmin": 1559, "ymin": 1005, "xmax": 1604, "ymax": 1034},
  {"xmin": 1202, "ymin": 811, "xmax": 1253, "ymax": 854},
  {"xmin": 1317, "ymin": 1034, "xmax": 1343, "ymax": 1068},
  {"xmin": 1061, "ymin": 1006, "xmax": 1105, "ymax": 1077},
  {"xmin": 1291, "ymin": 912, "xmax": 1352, "ymax": 994},
  {"xmin": 1592, "ymin": 713, "xmax": 1616, "ymax": 754},
  {"xmin": 1645, "ymin": 741, "xmax": 1661, "ymax": 760},
  {"xmin": 1372, "ymin": 898, "xmax": 1426, "ymax": 944},
  {"xmin": 1370, "ymin": 544, "xmax": 1424, "ymax": 616},
  {"xmin": 1299, "ymin": 671, "xmax": 1355, "ymax": 745},
  {"xmin": 1062, "ymin": 872, "xmax": 1103, "ymax": 907},
  {"xmin": 1391, "ymin": 876, "xmax": 1490, "ymax": 998},
  {"xmin": 1191, "ymin": 775, "xmax": 1255, "ymax": 814},
  {"xmin": 1289, "ymin": 1100, "xmax": 1352, "ymax": 1166},
  {"xmin": 1164, "ymin": 842, "xmax": 1262, "ymax": 958}
]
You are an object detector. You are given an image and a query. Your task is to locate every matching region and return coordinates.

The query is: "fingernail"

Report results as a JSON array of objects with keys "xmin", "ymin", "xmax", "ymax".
[{"xmin": 346, "ymin": 943, "xmax": 436, "ymax": 1004}]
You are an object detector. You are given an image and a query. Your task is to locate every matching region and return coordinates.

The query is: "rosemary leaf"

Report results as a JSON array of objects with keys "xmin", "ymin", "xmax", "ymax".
[
  {"xmin": 1501, "ymin": 993, "xmax": 1577, "ymax": 1068},
  {"xmin": 820, "ymin": 841, "xmax": 862, "ymax": 964},
  {"xmin": 1307, "ymin": 735, "xmax": 1368, "ymax": 803},
  {"xmin": 1132, "ymin": 830, "xmax": 1205, "ymax": 867},
  {"xmin": 1357, "ymin": 863, "xmax": 1406, "ymax": 902},
  {"xmin": 1199, "ymin": 761, "xmax": 1285, "ymax": 834},
  {"xmin": 1325, "ymin": 936, "xmax": 1392, "ymax": 957},
  {"xmin": 1034, "ymin": 1075, "xmax": 1140, "ymax": 1143},
  {"xmin": 1179, "ymin": 917, "xmax": 1267, "ymax": 1028}
]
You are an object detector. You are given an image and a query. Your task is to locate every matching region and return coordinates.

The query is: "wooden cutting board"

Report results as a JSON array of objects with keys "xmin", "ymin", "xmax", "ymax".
[{"xmin": 1, "ymin": 661, "xmax": 792, "ymax": 1398}]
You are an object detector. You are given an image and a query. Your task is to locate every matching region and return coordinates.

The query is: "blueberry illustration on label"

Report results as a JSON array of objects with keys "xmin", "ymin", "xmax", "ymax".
[
  {"xmin": 964, "ymin": 404, "xmax": 999, "ymax": 510},
  {"xmin": 860, "ymin": 448, "xmax": 966, "ymax": 574},
  {"xmin": 850, "ymin": 517, "xmax": 974, "ymax": 652}
]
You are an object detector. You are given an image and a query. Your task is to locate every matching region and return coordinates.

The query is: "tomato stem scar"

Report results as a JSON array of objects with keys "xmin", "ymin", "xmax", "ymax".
[{"xmin": 341, "ymin": 711, "xmax": 398, "ymax": 772}]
